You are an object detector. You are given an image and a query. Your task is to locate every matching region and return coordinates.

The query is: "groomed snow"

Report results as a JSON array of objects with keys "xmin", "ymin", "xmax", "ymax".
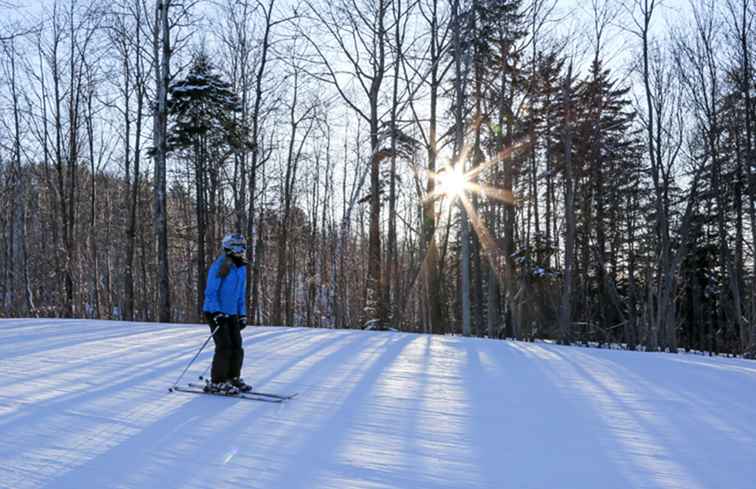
[{"xmin": 1, "ymin": 319, "xmax": 755, "ymax": 489}]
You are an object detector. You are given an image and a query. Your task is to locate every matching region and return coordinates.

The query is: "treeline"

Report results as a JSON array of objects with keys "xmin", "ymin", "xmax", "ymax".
[{"xmin": 0, "ymin": 0, "xmax": 754, "ymax": 357}]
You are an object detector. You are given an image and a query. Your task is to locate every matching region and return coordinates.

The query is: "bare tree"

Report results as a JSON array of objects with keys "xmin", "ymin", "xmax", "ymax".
[
  {"xmin": 108, "ymin": 0, "xmax": 150, "ymax": 321},
  {"xmin": 272, "ymin": 59, "xmax": 318, "ymax": 325},
  {"xmin": 246, "ymin": 0, "xmax": 283, "ymax": 324},
  {"xmin": 301, "ymin": 0, "xmax": 391, "ymax": 327},
  {"xmin": 625, "ymin": 0, "xmax": 685, "ymax": 351},
  {"xmin": 36, "ymin": 1, "xmax": 100, "ymax": 318},
  {"xmin": 449, "ymin": 0, "xmax": 472, "ymax": 337},
  {"xmin": 152, "ymin": 0, "xmax": 171, "ymax": 323},
  {"xmin": 675, "ymin": 0, "xmax": 745, "ymax": 353},
  {"xmin": 1, "ymin": 37, "xmax": 33, "ymax": 315}
]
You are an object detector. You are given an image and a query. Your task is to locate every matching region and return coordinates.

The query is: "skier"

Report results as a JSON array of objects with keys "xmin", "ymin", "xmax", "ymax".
[{"xmin": 202, "ymin": 233, "xmax": 253, "ymax": 394}]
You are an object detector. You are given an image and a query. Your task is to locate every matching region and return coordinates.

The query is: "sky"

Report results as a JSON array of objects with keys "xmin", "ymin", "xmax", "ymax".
[
  {"xmin": 0, "ymin": 0, "xmax": 714, "ymax": 182},
  {"xmin": 0, "ymin": 0, "xmax": 702, "ymax": 85}
]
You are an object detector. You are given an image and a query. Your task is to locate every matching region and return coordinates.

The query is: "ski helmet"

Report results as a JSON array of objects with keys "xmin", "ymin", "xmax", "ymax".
[{"xmin": 222, "ymin": 233, "xmax": 246, "ymax": 256}]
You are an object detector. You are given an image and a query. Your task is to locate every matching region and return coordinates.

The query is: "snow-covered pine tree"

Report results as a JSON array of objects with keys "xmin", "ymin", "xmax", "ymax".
[{"xmin": 167, "ymin": 52, "xmax": 248, "ymax": 317}]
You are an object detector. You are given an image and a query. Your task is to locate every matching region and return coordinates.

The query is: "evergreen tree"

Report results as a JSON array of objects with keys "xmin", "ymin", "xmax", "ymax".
[
  {"xmin": 529, "ymin": 50, "xmax": 565, "ymax": 267},
  {"xmin": 167, "ymin": 52, "xmax": 248, "ymax": 317},
  {"xmin": 572, "ymin": 59, "xmax": 643, "ymax": 340},
  {"xmin": 463, "ymin": 0, "xmax": 527, "ymax": 336}
]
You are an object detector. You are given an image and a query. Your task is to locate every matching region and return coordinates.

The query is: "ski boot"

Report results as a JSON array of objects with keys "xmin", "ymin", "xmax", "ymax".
[
  {"xmin": 230, "ymin": 377, "xmax": 253, "ymax": 393},
  {"xmin": 204, "ymin": 380, "xmax": 240, "ymax": 395}
]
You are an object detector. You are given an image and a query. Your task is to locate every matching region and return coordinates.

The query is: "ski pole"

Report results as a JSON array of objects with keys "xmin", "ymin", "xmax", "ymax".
[{"xmin": 169, "ymin": 324, "xmax": 220, "ymax": 392}]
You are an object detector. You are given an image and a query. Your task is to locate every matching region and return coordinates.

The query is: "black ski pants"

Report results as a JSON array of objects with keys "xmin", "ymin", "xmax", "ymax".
[{"xmin": 208, "ymin": 315, "xmax": 244, "ymax": 383}]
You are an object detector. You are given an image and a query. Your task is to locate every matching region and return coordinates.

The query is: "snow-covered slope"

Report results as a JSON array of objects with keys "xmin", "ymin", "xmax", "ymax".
[{"xmin": 1, "ymin": 319, "xmax": 754, "ymax": 489}]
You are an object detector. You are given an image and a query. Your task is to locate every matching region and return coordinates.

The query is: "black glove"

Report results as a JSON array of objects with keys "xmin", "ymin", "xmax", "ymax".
[
  {"xmin": 238, "ymin": 315, "xmax": 247, "ymax": 330},
  {"xmin": 209, "ymin": 312, "xmax": 227, "ymax": 329}
]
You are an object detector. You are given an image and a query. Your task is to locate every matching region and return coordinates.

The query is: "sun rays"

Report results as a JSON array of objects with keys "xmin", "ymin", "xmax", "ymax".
[
  {"xmin": 408, "ymin": 140, "xmax": 524, "ymax": 308},
  {"xmin": 423, "ymin": 141, "xmax": 521, "ymax": 209}
]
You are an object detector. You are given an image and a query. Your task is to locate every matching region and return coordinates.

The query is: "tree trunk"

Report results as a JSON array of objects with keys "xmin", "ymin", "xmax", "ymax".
[
  {"xmin": 6, "ymin": 41, "xmax": 30, "ymax": 315},
  {"xmin": 247, "ymin": 0, "xmax": 275, "ymax": 325},
  {"xmin": 86, "ymin": 82, "xmax": 100, "ymax": 318},
  {"xmin": 451, "ymin": 0, "xmax": 471, "ymax": 337},
  {"xmin": 154, "ymin": 0, "xmax": 171, "ymax": 323},
  {"xmin": 385, "ymin": 0, "xmax": 403, "ymax": 327},
  {"xmin": 365, "ymin": 4, "xmax": 387, "ymax": 327},
  {"xmin": 124, "ymin": 0, "xmax": 145, "ymax": 322},
  {"xmin": 558, "ymin": 64, "xmax": 576, "ymax": 345}
]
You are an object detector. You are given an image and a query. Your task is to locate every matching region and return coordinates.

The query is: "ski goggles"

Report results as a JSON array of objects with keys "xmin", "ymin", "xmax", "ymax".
[{"xmin": 229, "ymin": 243, "xmax": 246, "ymax": 255}]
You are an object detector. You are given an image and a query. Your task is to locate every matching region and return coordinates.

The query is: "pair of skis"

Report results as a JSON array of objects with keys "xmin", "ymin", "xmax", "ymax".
[
  {"xmin": 170, "ymin": 382, "xmax": 297, "ymax": 404},
  {"xmin": 168, "ymin": 328, "xmax": 296, "ymax": 403}
]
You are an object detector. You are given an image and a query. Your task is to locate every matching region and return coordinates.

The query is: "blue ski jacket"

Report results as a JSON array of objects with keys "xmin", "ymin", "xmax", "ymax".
[{"xmin": 203, "ymin": 255, "xmax": 247, "ymax": 316}]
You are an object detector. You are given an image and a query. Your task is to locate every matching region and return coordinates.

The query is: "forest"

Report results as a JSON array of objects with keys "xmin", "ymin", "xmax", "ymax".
[{"xmin": 0, "ymin": 0, "xmax": 754, "ymax": 357}]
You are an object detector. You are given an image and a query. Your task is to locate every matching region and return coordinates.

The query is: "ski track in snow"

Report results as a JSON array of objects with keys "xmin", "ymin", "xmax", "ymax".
[{"xmin": 0, "ymin": 319, "xmax": 754, "ymax": 489}]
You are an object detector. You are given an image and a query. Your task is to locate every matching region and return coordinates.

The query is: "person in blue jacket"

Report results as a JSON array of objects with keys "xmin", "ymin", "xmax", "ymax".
[{"xmin": 202, "ymin": 233, "xmax": 252, "ymax": 394}]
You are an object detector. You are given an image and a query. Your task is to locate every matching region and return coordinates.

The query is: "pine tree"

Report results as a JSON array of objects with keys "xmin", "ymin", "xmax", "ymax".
[
  {"xmin": 167, "ymin": 52, "xmax": 248, "ymax": 317},
  {"xmin": 463, "ymin": 0, "xmax": 526, "ymax": 336},
  {"xmin": 572, "ymin": 59, "xmax": 643, "ymax": 342},
  {"xmin": 530, "ymin": 50, "xmax": 564, "ymax": 269}
]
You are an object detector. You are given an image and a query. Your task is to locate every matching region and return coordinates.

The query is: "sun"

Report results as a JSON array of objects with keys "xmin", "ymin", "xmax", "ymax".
[{"xmin": 437, "ymin": 164, "xmax": 467, "ymax": 199}]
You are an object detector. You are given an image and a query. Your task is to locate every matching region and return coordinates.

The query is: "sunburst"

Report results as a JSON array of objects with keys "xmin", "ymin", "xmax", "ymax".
[
  {"xmin": 436, "ymin": 164, "xmax": 467, "ymax": 200},
  {"xmin": 400, "ymin": 141, "xmax": 522, "ymax": 329},
  {"xmin": 424, "ymin": 143, "xmax": 523, "ymax": 281}
]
